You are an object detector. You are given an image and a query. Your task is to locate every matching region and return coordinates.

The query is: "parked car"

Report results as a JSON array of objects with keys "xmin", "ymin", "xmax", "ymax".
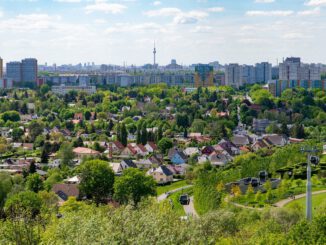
[{"xmin": 179, "ymin": 194, "xmax": 190, "ymax": 205}]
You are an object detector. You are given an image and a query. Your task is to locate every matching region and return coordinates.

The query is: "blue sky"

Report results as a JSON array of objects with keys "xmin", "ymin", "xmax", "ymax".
[{"xmin": 0, "ymin": 0, "xmax": 325, "ymax": 66}]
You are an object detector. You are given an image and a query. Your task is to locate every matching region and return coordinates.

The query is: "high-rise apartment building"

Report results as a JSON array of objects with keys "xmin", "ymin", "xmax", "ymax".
[
  {"xmin": 255, "ymin": 62, "xmax": 271, "ymax": 83},
  {"xmin": 6, "ymin": 58, "xmax": 38, "ymax": 83},
  {"xmin": 225, "ymin": 64, "xmax": 242, "ymax": 88},
  {"xmin": 194, "ymin": 64, "xmax": 214, "ymax": 87},
  {"xmin": 242, "ymin": 65, "xmax": 255, "ymax": 84},
  {"xmin": 6, "ymin": 62, "xmax": 22, "ymax": 82},
  {"xmin": 279, "ymin": 57, "xmax": 321, "ymax": 81},
  {"xmin": 22, "ymin": 58, "xmax": 38, "ymax": 82},
  {"xmin": 0, "ymin": 57, "xmax": 3, "ymax": 79}
]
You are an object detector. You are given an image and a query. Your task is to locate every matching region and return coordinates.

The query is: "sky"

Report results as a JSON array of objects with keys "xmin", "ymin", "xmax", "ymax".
[{"xmin": 0, "ymin": 0, "xmax": 326, "ymax": 66}]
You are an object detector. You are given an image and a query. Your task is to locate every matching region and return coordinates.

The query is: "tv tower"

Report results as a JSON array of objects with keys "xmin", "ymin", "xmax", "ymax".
[{"xmin": 153, "ymin": 41, "xmax": 157, "ymax": 67}]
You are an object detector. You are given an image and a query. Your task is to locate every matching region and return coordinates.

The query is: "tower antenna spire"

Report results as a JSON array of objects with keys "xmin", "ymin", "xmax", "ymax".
[{"xmin": 153, "ymin": 41, "xmax": 157, "ymax": 68}]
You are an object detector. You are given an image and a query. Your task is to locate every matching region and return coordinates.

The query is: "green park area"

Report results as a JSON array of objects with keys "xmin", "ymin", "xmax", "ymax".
[{"xmin": 285, "ymin": 192, "xmax": 326, "ymax": 214}]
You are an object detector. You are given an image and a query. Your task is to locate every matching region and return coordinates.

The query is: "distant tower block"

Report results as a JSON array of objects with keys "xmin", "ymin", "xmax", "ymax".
[
  {"xmin": 195, "ymin": 64, "xmax": 214, "ymax": 88},
  {"xmin": 153, "ymin": 41, "xmax": 157, "ymax": 67}
]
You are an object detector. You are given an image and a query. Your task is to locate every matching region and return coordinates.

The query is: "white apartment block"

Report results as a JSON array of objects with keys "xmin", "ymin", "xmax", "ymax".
[
  {"xmin": 51, "ymin": 84, "xmax": 96, "ymax": 95},
  {"xmin": 279, "ymin": 57, "xmax": 321, "ymax": 81}
]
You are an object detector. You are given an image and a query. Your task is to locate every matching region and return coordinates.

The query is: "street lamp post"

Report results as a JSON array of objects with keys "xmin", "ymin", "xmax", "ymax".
[{"xmin": 300, "ymin": 146, "xmax": 319, "ymax": 222}]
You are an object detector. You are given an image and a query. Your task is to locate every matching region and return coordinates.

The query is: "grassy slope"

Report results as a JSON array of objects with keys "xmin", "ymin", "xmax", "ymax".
[
  {"xmin": 156, "ymin": 180, "xmax": 188, "ymax": 196},
  {"xmin": 285, "ymin": 192, "xmax": 326, "ymax": 213}
]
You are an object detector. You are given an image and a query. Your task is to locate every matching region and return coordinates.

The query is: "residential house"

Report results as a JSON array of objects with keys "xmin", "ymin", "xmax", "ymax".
[
  {"xmin": 145, "ymin": 142, "xmax": 158, "ymax": 153},
  {"xmin": 202, "ymin": 145, "xmax": 215, "ymax": 155},
  {"xmin": 183, "ymin": 147, "xmax": 200, "ymax": 157},
  {"xmin": 251, "ymin": 139, "xmax": 272, "ymax": 151},
  {"xmin": 121, "ymin": 159, "xmax": 137, "ymax": 169},
  {"xmin": 120, "ymin": 144, "xmax": 138, "ymax": 157},
  {"xmin": 263, "ymin": 134, "xmax": 288, "ymax": 147},
  {"xmin": 52, "ymin": 183, "xmax": 80, "ymax": 202},
  {"xmin": 231, "ymin": 135, "xmax": 251, "ymax": 147},
  {"xmin": 110, "ymin": 141, "xmax": 125, "ymax": 154},
  {"xmin": 147, "ymin": 165, "xmax": 174, "ymax": 184},
  {"xmin": 209, "ymin": 152, "xmax": 230, "ymax": 167},
  {"xmin": 166, "ymin": 164, "xmax": 188, "ymax": 176},
  {"xmin": 73, "ymin": 147, "xmax": 100, "ymax": 159},
  {"xmin": 168, "ymin": 148, "xmax": 188, "ymax": 165},
  {"xmin": 0, "ymin": 127, "xmax": 11, "ymax": 138}
]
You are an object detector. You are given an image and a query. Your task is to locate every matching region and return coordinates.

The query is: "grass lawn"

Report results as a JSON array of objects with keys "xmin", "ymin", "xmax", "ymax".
[
  {"xmin": 285, "ymin": 192, "xmax": 326, "ymax": 214},
  {"xmin": 156, "ymin": 180, "xmax": 189, "ymax": 196}
]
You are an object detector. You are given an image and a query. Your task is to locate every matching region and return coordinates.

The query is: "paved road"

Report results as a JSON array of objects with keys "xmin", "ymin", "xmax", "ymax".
[
  {"xmin": 157, "ymin": 185, "xmax": 193, "ymax": 202},
  {"xmin": 183, "ymin": 196, "xmax": 199, "ymax": 218},
  {"xmin": 274, "ymin": 190, "xmax": 326, "ymax": 207}
]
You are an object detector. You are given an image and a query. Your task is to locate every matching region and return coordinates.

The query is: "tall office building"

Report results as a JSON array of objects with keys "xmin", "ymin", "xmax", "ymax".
[
  {"xmin": 225, "ymin": 64, "xmax": 242, "ymax": 88},
  {"xmin": 255, "ymin": 62, "xmax": 272, "ymax": 83},
  {"xmin": 242, "ymin": 65, "xmax": 255, "ymax": 84},
  {"xmin": 194, "ymin": 64, "xmax": 214, "ymax": 87},
  {"xmin": 0, "ymin": 57, "xmax": 3, "ymax": 79},
  {"xmin": 22, "ymin": 58, "xmax": 38, "ymax": 82},
  {"xmin": 6, "ymin": 61, "xmax": 22, "ymax": 82}
]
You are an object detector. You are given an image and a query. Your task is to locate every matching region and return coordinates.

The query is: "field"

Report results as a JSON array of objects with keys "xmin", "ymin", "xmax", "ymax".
[
  {"xmin": 285, "ymin": 192, "xmax": 326, "ymax": 214},
  {"xmin": 156, "ymin": 180, "xmax": 189, "ymax": 195}
]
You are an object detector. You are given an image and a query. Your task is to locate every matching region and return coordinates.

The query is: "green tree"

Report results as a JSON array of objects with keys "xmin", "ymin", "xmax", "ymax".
[
  {"xmin": 29, "ymin": 161, "xmax": 37, "ymax": 174},
  {"xmin": 12, "ymin": 127, "xmax": 24, "ymax": 141},
  {"xmin": 141, "ymin": 122, "xmax": 148, "ymax": 145},
  {"xmin": 57, "ymin": 142, "xmax": 74, "ymax": 166},
  {"xmin": 4, "ymin": 190, "xmax": 42, "ymax": 219},
  {"xmin": 78, "ymin": 159, "xmax": 115, "ymax": 205},
  {"xmin": 120, "ymin": 123, "xmax": 128, "ymax": 147},
  {"xmin": 114, "ymin": 168, "xmax": 156, "ymax": 206},
  {"xmin": 1, "ymin": 111, "xmax": 20, "ymax": 122},
  {"xmin": 26, "ymin": 173, "xmax": 44, "ymax": 193},
  {"xmin": 28, "ymin": 121, "xmax": 44, "ymax": 141},
  {"xmin": 158, "ymin": 137, "xmax": 173, "ymax": 154}
]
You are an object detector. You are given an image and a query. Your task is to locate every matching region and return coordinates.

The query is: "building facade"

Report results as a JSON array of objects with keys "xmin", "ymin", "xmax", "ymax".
[
  {"xmin": 225, "ymin": 63, "xmax": 242, "ymax": 88},
  {"xmin": 6, "ymin": 62, "xmax": 22, "ymax": 82},
  {"xmin": 255, "ymin": 62, "xmax": 272, "ymax": 83},
  {"xmin": 242, "ymin": 65, "xmax": 255, "ymax": 84},
  {"xmin": 194, "ymin": 64, "xmax": 214, "ymax": 87},
  {"xmin": 279, "ymin": 57, "xmax": 321, "ymax": 81},
  {"xmin": 268, "ymin": 79, "xmax": 325, "ymax": 96},
  {"xmin": 22, "ymin": 58, "xmax": 38, "ymax": 82}
]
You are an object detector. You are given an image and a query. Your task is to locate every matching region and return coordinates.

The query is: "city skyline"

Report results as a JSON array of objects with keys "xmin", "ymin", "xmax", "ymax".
[{"xmin": 0, "ymin": 0, "xmax": 326, "ymax": 65}]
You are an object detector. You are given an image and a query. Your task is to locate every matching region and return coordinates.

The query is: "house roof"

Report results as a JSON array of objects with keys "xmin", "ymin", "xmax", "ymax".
[
  {"xmin": 150, "ymin": 165, "xmax": 173, "ymax": 176},
  {"xmin": 263, "ymin": 135, "xmax": 287, "ymax": 146},
  {"xmin": 113, "ymin": 141, "xmax": 125, "ymax": 150},
  {"xmin": 231, "ymin": 135, "xmax": 250, "ymax": 146},
  {"xmin": 52, "ymin": 183, "xmax": 79, "ymax": 201},
  {"xmin": 73, "ymin": 147, "xmax": 100, "ymax": 155},
  {"xmin": 122, "ymin": 159, "xmax": 137, "ymax": 168},
  {"xmin": 146, "ymin": 142, "xmax": 158, "ymax": 150}
]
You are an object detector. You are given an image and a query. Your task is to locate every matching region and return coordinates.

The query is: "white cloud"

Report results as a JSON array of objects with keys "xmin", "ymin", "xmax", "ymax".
[
  {"xmin": 207, "ymin": 7, "xmax": 224, "ymax": 13},
  {"xmin": 144, "ymin": 8, "xmax": 208, "ymax": 24},
  {"xmin": 106, "ymin": 22, "xmax": 165, "ymax": 34},
  {"xmin": 282, "ymin": 33, "xmax": 306, "ymax": 40},
  {"xmin": 255, "ymin": 0, "xmax": 275, "ymax": 3},
  {"xmin": 144, "ymin": 8, "xmax": 182, "ymax": 17},
  {"xmin": 54, "ymin": 0, "xmax": 81, "ymax": 3},
  {"xmin": 152, "ymin": 1, "xmax": 161, "ymax": 6},
  {"xmin": 298, "ymin": 7, "xmax": 320, "ymax": 16},
  {"xmin": 246, "ymin": 10, "xmax": 294, "ymax": 16},
  {"xmin": 0, "ymin": 11, "xmax": 3, "ymax": 18},
  {"xmin": 85, "ymin": 1, "xmax": 126, "ymax": 14},
  {"xmin": 305, "ymin": 0, "xmax": 326, "ymax": 6},
  {"xmin": 0, "ymin": 14, "xmax": 61, "ymax": 31}
]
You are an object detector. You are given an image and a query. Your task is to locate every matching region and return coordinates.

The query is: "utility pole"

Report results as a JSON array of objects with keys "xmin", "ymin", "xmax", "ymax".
[{"xmin": 300, "ymin": 146, "xmax": 319, "ymax": 221}]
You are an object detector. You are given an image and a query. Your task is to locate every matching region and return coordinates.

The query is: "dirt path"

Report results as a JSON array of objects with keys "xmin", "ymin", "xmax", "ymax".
[
  {"xmin": 183, "ymin": 196, "xmax": 199, "ymax": 218},
  {"xmin": 274, "ymin": 190, "xmax": 326, "ymax": 207}
]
